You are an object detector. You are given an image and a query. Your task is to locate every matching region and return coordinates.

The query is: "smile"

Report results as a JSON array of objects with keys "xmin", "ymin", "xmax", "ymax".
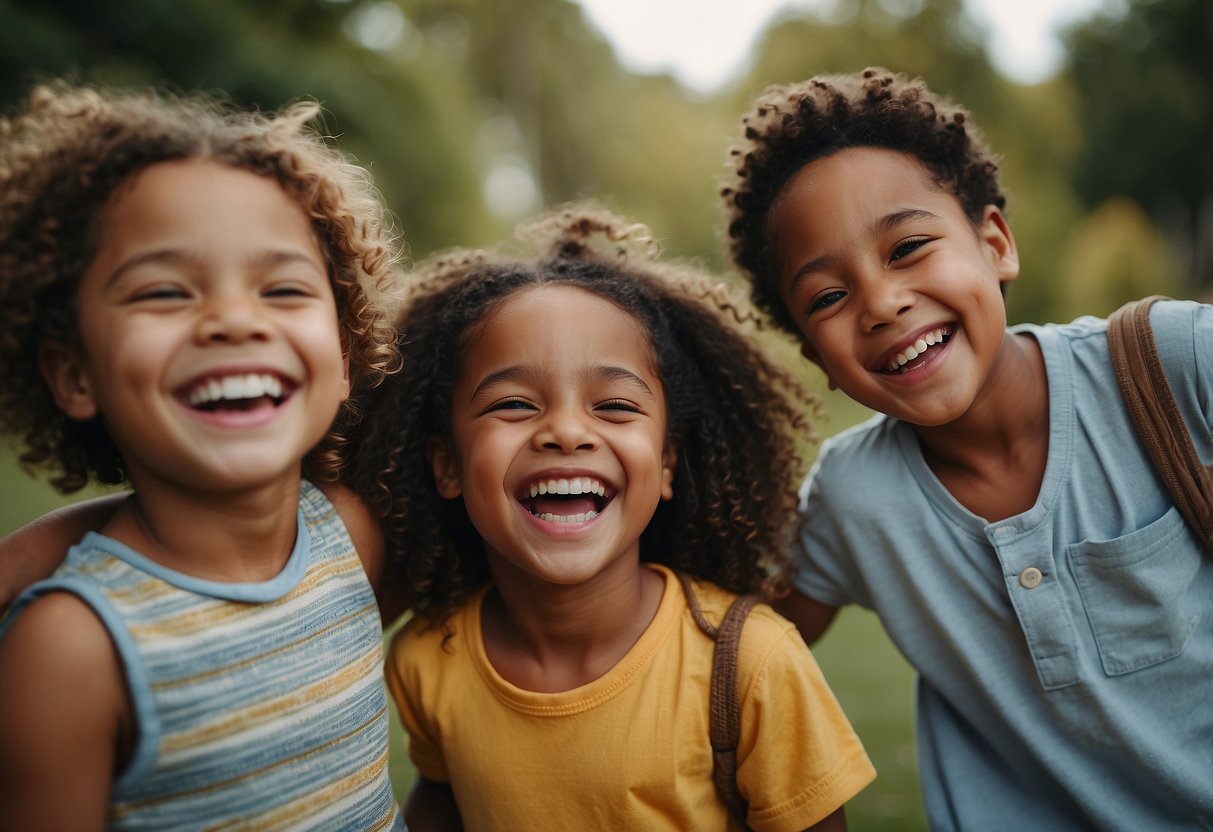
[
  {"xmin": 520, "ymin": 477, "xmax": 612, "ymax": 523},
  {"xmin": 883, "ymin": 326, "xmax": 953, "ymax": 373},
  {"xmin": 182, "ymin": 372, "xmax": 292, "ymax": 410}
]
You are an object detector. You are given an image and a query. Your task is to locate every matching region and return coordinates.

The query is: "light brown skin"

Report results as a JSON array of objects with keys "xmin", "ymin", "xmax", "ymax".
[
  {"xmin": 0, "ymin": 160, "xmax": 389, "ymax": 829},
  {"xmin": 765, "ymin": 148, "xmax": 1048, "ymax": 648}
]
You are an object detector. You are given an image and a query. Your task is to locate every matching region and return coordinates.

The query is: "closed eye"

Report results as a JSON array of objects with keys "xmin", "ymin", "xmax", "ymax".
[
  {"xmin": 130, "ymin": 284, "xmax": 190, "ymax": 302},
  {"xmin": 890, "ymin": 237, "xmax": 930, "ymax": 264},
  {"xmin": 596, "ymin": 399, "xmax": 641, "ymax": 413},
  {"xmin": 484, "ymin": 398, "xmax": 535, "ymax": 414}
]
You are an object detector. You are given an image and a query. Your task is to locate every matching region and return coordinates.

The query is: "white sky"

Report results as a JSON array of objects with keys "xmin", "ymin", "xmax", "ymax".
[{"xmin": 573, "ymin": 0, "xmax": 1113, "ymax": 91}]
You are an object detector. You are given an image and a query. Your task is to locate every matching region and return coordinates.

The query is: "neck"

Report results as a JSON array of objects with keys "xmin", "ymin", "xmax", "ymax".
[
  {"xmin": 914, "ymin": 331, "xmax": 1049, "ymax": 520},
  {"xmin": 481, "ymin": 559, "xmax": 665, "ymax": 693},
  {"xmin": 104, "ymin": 476, "xmax": 303, "ymax": 582}
]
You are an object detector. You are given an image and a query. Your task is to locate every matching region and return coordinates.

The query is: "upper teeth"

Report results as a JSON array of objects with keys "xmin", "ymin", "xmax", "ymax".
[
  {"xmin": 187, "ymin": 373, "xmax": 284, "ymax": 406},
  {"xmin": 529, "ymin": 477, "xmax": 606, "ymax": 498},
  {"xmin": 888, "ymin": 328, "xmax": 948, "ymax": 371}
]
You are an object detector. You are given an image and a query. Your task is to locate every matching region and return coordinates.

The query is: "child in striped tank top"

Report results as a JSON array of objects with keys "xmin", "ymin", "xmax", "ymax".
[{"xmin": 0, "ymin": 81, "xmax": 406, "ymax": 830}]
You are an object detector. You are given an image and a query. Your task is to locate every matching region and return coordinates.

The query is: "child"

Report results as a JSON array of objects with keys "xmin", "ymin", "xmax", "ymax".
[
  {"xmin": 0, "ymin": 82, "xmax": 406, "ymax": 829},
  {"xmin": 721, "ymin": 67, "xmax": 1213, "ymax": 830},
  {"xmin": 346, "ymin": 207, "xmax": 876, "ymax": 831}
]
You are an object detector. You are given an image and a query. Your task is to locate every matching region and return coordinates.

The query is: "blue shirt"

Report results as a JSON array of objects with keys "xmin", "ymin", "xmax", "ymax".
[{"xmin": 794, "ymin": 301, "xmax": 1213, "ymax": 830}]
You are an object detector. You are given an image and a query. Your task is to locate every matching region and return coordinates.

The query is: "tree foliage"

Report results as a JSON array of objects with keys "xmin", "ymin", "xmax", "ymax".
[{"xmin": 1063, "ymin": 0, "xmax": 1213, "ymax": 291}]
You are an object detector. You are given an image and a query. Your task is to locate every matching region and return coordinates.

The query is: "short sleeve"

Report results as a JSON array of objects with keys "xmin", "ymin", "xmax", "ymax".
[
  {"xmin": 792, "ymin": 441, "xmax": 870, "ymax": 608},
  {"xmin": 735, "ymin": 618, "xmax": 875, "ymax": 832},
  {"xmin": 384, "ymin": 622, "xmax": 449, "ymax": 783}
]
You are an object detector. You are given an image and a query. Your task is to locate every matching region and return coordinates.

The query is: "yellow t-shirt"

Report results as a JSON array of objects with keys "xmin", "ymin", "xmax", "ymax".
[{"xmin": 387, "ymin": 564, "xmax": 875, "ymax": 831}]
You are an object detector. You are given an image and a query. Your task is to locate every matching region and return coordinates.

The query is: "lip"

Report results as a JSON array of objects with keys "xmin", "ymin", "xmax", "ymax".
[
  {"xmin": 173, "ymin": 364, "xmax": 299, "ymax": 429},
  {"xmin": 873, "ymin": 323, "xmax": 955, "ymax": 377},
  {"xmin": 515, "ymin": 467, "xmax": 617, "ymax": 530}
]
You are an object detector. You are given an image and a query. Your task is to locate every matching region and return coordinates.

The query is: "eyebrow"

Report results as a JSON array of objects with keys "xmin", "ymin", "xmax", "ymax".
[
  {"xmin": 467, "ymin": 364, "xmax": 657, "ymax": 402},
  {"xmin": 106, "ymin": 248, "xmax": 324, "ymax": 288},
  {"xmin": 786, "ymin": 207, "xmax": 941, "ymax": 291}
]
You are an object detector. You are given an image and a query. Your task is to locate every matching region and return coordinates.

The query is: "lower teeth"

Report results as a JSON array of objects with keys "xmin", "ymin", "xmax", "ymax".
[{"xmin": 536, "ymin": 510, "xmax": 597, "ymax": 523}]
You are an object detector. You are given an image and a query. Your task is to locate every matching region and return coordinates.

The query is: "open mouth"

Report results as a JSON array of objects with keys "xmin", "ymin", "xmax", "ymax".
[
  {"xmin": 881, "ymin": 325, "xmax": 953, "ymax": 374},
  {"xmin": 182, "ymin": 372, "xmax": 293, "ymax": 412},
  {"xmin": 518, "ymin": 477, "xmax": 612, "ymax": 523}
]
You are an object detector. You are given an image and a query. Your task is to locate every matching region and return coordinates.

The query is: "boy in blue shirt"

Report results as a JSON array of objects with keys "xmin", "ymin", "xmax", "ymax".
[{"xmin": 721, "ymin": 66, "xmax": 1213, "ymax": 830}]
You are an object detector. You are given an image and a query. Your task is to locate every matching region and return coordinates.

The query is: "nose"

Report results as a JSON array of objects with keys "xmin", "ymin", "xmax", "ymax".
[
  {"xmin": 532, "ymin": 404, "xmax": 598, "ymax": 453},
  {"xmin": 856, "ymin": 273, "xmax": 914, "ymax": 333},
  {"xmin": 195, "ymin": 292, "xmax": 271, "ymax": 344}
]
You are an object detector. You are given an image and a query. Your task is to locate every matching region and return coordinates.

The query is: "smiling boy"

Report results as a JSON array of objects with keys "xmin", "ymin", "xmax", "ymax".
[{"xmin": 722, "ymin": 67, "xmax": 1213, "ymax": 830}]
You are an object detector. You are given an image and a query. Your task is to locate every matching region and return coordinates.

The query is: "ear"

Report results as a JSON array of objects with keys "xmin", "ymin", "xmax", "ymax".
[
  {"xmin": 797, "ymin": 341, "xmax": 836, "ymax": 390},
  {"xmin": 979, "ymin": 205, "xmax": 1020, "ymax": 287},
  {"xmin": 38, "ymin": 341, "xmax": 99, "ymax": 421},
  {"xmin": 427, "ymin": 437, "xmax": 463, "ymax": 499},
  {"xmin": 660, "ymin": 443, "xmax": 677, "ymax": 501}
]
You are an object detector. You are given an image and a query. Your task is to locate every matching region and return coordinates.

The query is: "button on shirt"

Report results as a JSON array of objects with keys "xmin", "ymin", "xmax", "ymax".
[{"xmin": 793, "ymin": 301, "xmax": 1213, "ymax": 830}]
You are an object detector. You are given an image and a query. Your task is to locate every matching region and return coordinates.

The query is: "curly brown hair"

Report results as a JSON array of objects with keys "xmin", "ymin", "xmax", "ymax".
[
  {"xmin": 0, "ymin": 81, "xmax": 403, "ymax": 492},
  {"xmin": 348, "ymin": 206, "xmax": 819, "ymax": 628},
  {"xmin": 722, "ymin": 67, "xmax": 1006, "ymax": 335}
]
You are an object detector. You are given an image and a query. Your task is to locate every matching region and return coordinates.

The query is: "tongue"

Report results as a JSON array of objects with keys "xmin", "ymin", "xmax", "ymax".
[{"xmin": 533, "ymin": 495, "xmax": 597, "ymax": 516}]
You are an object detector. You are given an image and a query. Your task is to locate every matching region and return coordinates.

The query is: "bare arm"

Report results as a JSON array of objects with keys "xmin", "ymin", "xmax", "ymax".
[
  {"xmin": 0, "ymin": 592, "xmax": 129, "ymax": 831},
  {"xmin": 773, "ymin": 589, "xmax": 840, "ymax": 646},
  {"xmin": 404, "ymin": 777, "xmax": 463, "ymax": 832},
  {"xmin": 804, "ymin": 806, "xmax": 848, "ymax": 831},
  {"xmin": 0, "ymin": 493, "xmax": 126, "ymax": 612}
]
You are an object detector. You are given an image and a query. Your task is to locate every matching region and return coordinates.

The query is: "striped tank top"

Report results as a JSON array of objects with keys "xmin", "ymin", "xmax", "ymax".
[{"xmin": 8, "ymin": 480, "xmax": 404, "ymax": 830}]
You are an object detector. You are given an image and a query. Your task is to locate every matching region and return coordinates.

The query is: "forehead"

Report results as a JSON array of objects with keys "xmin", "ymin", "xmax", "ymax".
[
  {"xmin": 462, "ymin": 284, "xmax": 657, "ymax": 377},
  {"xmin": 773, "ymin": 147, "xmax": 949, "ymax": 223},
  {"xmin": 91, "ymin": 159, "xmax": 321, "ymax": 260}
]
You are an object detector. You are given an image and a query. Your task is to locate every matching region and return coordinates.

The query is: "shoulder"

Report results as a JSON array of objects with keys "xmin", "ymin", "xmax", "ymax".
[
  {"xmin": 388, "ymin": 596, "xmax": 480, "ymax": 672},
  {"xmin": 0, "ymin": 589, "xmax": 126, "ymax": 721},
  {"xmin": 815, "ymin": 413, "xmax": 900, "ymax": 470},
  {"xmin": 676, "ymin": 577, "xmax": 801, "ymax": 676},
  {"xmin": 806, "ymin": 413, "xmax": 907, "ymax": 506},
  {"xmin": 307, "ymin": 480, "xmax": 388, "ymax": 594}
]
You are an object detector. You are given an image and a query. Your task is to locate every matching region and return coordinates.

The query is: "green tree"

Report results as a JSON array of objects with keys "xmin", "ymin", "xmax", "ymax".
[
  {"xmin": 1054, "ymin": 196, "xmax": 1185, "ymax": 320},
  {"xmin": 1062, "ymin": 0, "xmax": 1213, "ymax": 292}
]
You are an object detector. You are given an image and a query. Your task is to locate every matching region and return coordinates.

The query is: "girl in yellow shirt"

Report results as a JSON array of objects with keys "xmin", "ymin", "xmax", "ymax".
[{"xmin": 350, "ymin": 206, "xmax": 876, "ymax": 831}]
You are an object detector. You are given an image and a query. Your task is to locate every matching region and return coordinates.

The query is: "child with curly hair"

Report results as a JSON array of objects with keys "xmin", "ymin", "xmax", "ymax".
[
  {"xmin": 0, "ymin": 81, "xmax": 406, "ymax": 829},
  {"xmin": 347, "ymin": 206, "xmax": 875, "ymax": 831},
  {"xmin": 722, "ymin": 66, "xmax": 1213, "ymax": 830}
]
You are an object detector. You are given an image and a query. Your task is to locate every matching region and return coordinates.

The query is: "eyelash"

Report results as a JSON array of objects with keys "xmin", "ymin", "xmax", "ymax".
[
  {"xmin": 810, "ymin": 290, "xmax": 846, "ymax": 313},
  {"xmin": 132, "ymin": 286, "xmax": 189, "ymax": 301},
  {"xmin": 890, "ymin": 237, "xmax": 930, "ymax": 263},
  {"xmin": 597, "ymin": 399, "xmax": 640, "ymax": 413},
  {"xmin": 486, "ymin": 399, "xmax": 534, "ymax": 412},
  {"xmin": 263, "ymin": 284, "xmax": 314, "ymax": 298}
]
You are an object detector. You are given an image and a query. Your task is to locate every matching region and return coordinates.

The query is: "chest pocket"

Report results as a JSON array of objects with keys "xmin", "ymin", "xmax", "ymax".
[{"xmin": 1068, "ymin": 506, "xmax": 1202, "ymax": 676}]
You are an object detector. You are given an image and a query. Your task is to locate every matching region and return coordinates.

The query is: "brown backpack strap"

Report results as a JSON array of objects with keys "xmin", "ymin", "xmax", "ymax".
[
  {"xmin": 1107, "ymin": 295, "xmax": 1213, "ymax": 547},
  {"xmin": 677, "ymin": 572, "xmax": 759, "ymax": 827}
]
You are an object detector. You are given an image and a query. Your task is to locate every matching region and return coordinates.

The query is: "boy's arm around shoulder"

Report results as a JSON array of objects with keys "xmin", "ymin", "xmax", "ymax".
[
  {"xmin": 0, "ymin": 591, "xmax": 128, "ymax": 831},
  {"xmin": 775, "ymin": 590, "xmax": 840, "ymax": 646},
  {"xmin": 0, "ymin": 492, "xmax": 127, "ymax": 612},
  {"xmin": 316, "ymin": 480, "xmax": 407, "ymax": 626}
]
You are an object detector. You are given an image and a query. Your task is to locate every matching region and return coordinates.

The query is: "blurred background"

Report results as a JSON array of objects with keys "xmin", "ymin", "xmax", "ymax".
[{"xmin": 1, "ymin": 0, "xmax": 1209, "ymax": 828}]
